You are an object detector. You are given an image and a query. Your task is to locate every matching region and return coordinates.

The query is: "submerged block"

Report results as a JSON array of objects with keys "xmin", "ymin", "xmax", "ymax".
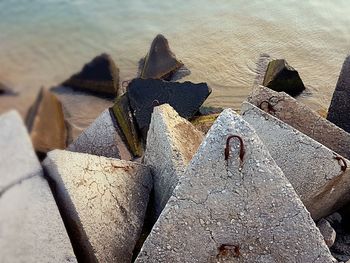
[
  {"xmin": 144, "ymin": 104, "xmax": 203, "ymax": 218},
  {"xmin": 127, "ymin": 78, "xmax": 211, "ymax": 138},
  {"xmin": 43, "ymin": 150, "xmax": 152, "ymax": 263},
  {"xmin": 327, "ymin": 56, "xmax": 350, "ymax": 133},
  {"xmin": 67, "ymin": 109, "xmax": 132, "ymax": 160},
  {"xmin": 136, "ymin": 109, "xmax": 334, "ymax": 263},
  {"xmin": 263, "ymin": 59, "xmax": 305, "ymax": 96},
  {"xmin": 62, "ymin": 53, "xmax": 120, "ymax": 97},
  {"xmin": 248, "ymin": 85, "xmax": 350, "ymax": 160},
  {"xmin": 141, "ymin": 34, "xmax": 184, "ymax": 80},
  {"xmin": 241, "ymin": 101, "xmax": 350, "ymax": 220},
  {"xmin": 0, "ymin": 111, "xmax": 76, "ymax": 263}
]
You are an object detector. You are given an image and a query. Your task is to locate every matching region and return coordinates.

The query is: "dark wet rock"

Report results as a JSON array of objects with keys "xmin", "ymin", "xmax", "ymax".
[
  {"xmin": 62, "ymin": 53, "xmax": 120, "ymax": 97},
  {"xmin": 317, "ymin": 219, "xmax": 336, "ymax": 248},
  {"xmin": 326, "ymin": 212, "xmax": 343, "ymax": 231},
  {"xmin": 327, "ymin": 56, "xmax": 350, "ymax": 133},
  {"xmin": 111, "ymin": 94, "xmax": 143, "ymax": 157},
  {"xmin": 140, "ymin": 34, "xmax": 184, "ymax": 80},
  {"xmin": 127, "ymin": 78, "xmax": 211, "ymax": 138},
  {"xmin": 263, "ymin": 59, "xmax": 305, "ymax": 96},
  {"xmin": 26, "ymin": 87, "xmax": 67, "ymax": 156},
  {"xmin": 0, "ymin": 82, "xmax": 17, "ymax": 96}
]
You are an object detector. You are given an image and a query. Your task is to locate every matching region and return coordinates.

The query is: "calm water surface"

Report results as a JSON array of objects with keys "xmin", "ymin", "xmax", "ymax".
[{"xmin": 0, "ymin": 0, "xmax": 349, "ymax": 116}]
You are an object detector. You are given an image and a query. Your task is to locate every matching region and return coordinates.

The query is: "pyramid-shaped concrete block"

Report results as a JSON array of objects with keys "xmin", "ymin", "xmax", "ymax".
[
  {"xmin": 43, "ymin": 150, "xmax": 152, "ymax": 262},
  {"xmin": 248, "ymin": 85, "xmax": 350, "ymax": 160},
  {"xmin": 241, "ymin": 101, "xmax": 350, "ymax": 220},
  {"xmin": 327, "ymin": 56, "xmax": 350, "ymax": 133},
  {"xmin": 136, "ymin": 109, "xmax": 335, "ymax": 262},
  {"xmin": 0, "ymin": 111, "xmax": 76, "ymax": 263},
  {"xmin": 144, "ymin": 104, "xmax": 203, "ymax": 218},
  {"xmin": 26, "ymin": 87, "xmax": 67, "ymax": 154},
  {"xmin": 67, "ymin": 109, "xmax": 133, "ymax": 160}
]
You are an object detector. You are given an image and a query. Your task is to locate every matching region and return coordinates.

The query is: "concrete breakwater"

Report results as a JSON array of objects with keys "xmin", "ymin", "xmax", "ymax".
[{"xmin": 1, "ymin": 35, "xmax": 350, "ymax": 262}]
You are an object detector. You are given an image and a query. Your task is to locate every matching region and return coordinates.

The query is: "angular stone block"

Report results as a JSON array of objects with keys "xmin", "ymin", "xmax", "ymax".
[
  {"xmin": 141, "ymin": 34, "xmax": 184, "ymax": 80},
  {"xmin": 136, "ymin": 109, "xmax": 334, "ymax": 263},
  {"xmin": 327, "ymin": 56, "xmax": 350, "ymax": 133},
  {"xmin": 0, "ymin": 111, "xmax": 76, "ymax": 263},
  {"xmin": 26, "ymin": 87, "xmax": 67, "ymax": 155},
  {"xmin": 127, "ymin": 78, "xmax": 211, "ymax": 138},
  {"xmin": 62, "ymin": 53, "xmax": 120, "ymax": 97},
  {"xmin": 241, "ymin": 102, "xmax": 350, "ymax": 220},
  {"xmin": 111, "ymin": 94, "xmax": 143, "ymax": 157},
  {"xmin": 43, "ymin": 150, "xmax": 153, "ymax": 263},
  {"xmin": 67, "ymin": 109, "xmax": 132, "ymax": 160},
  {"xmin": 263, "ymin": 59, "xmax": 305, "ymax": 96},
  {"xmin": 248, "ymin": 85, "xmax": 350, "ymax": 160},
  {"xmin": 144, "ymin": 104, "xmax": 203, "ymax": 218},
  {"xmin": 51, "ymin": 85, "xmax": 114, "ymax": 144},
  {"xmin": 253, "ymin": 53, "xmax": 272, "ymax": 88}
]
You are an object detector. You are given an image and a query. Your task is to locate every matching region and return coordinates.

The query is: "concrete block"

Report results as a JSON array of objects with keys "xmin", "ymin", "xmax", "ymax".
[
  {"xmin": 67, "ymin": 109, "xmax": 132, "ymax": 160},
  {"xmin": 248, "ymin": 85, "xmax": 350, "ymax": 160},
  {"xmin": 136, "ymin": 109, "xmax": 335, "ymax": 263},
  {"xmin": 144, "ymin": 104, "xmax": 203, "ymax": 218},
  {"xmin": 43, "ymin": 150, "xmax": 152, "ymax": 263},
  {"xmin": 327, "ymin": 56, "xmax": 350, "ymax": 133},
  {"xmin": 51, "ymin": 85, "xmax": 113, "ymax": 144},
  {"xmin": 241, "ymin": 102, "xmax": 350, "ymax": 220},
  {"xmin": 0, "ymin": 111, "xmax": 76, "ymax": 263}
]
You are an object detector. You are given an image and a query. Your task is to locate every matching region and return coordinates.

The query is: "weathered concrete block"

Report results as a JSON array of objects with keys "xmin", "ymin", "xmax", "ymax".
[
  {"xmin": 327, "ymin": 56, "xmax": 350, "ymax": 133},
  {"xmin": 248, "ymin": 85, "xmax": 350, "ymax": 160},
  {"xmin": 0, "ymin": 111, "xmax": 76, "ymax": 263},
  {"xmin": 136, "ymin": 109, "xmax": 335, "ymax": 263},
  {"xmin": 241, "ymin": 102, "xmax": 350, "ymax": 220},
  {"xmin": 253, "ymin": 53, "xmax": 272, "ymax": 87},
  {"xmin": 144, "ymin": 104, "xmax": 203, "ymax": 218},
  {"xmin": 26, "ymin": 87, "xmax": 67, "ymax": 155},
  {"xmin": 43, "ymin": 150, "xmax": 152, "ymax": 263},
  {"xmin": 67, "ymin": 109, "xmax": 132, "ymax": 160},
  {"xmin": 51, "ymin": 85, "xmax": 114, "ymax": 143}
]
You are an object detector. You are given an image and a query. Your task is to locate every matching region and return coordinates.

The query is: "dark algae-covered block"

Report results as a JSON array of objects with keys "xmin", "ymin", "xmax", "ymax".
[
  {"xmin": 127, "ymin": 78, "xmax": 211, "ymax": 138},
  {"xmin": 263, "ymin": 59, "xmax": 305, "ymax": 97}
]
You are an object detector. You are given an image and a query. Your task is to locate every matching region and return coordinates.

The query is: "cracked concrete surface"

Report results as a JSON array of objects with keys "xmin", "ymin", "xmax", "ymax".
[
  {"xmin": 0, "ymin": 111, "xmax": 76, "ymax": 263},
  {"xmin": 248, "ymin": 86, "xmax": 350, "ymax": 160},
  {"xmin": 136, "ymin": 109, "xmax": 335, "ymax": 263},
  {"xmin": 68, "ymin": 109, "xmax": 132, "ymax": 160},
  {"xmin": 241, "ymin": 102, "xmax": 350, "ymax": 220},
  {"xmin": 43, "ymin": 150, "xmax": 152, "ymax": 263},
  {"xmin": 144, "ymin": 104, "xmax": 203, "ymax": 218}
]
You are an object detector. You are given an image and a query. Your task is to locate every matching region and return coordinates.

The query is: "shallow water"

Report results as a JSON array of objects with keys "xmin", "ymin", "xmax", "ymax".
[{"xmin": 0, "ymin": 0, "xmax": 349, "ymax": 116}]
